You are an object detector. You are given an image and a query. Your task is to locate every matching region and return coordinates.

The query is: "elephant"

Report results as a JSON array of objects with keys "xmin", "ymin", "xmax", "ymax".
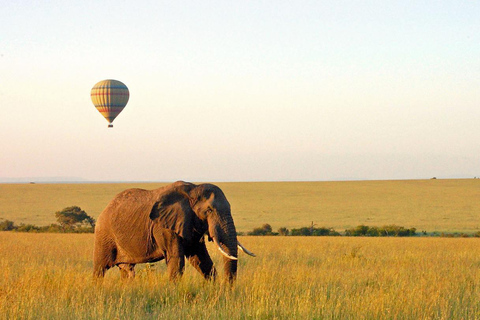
[{"xmin": 93, "ymin": 181, "xmax": 255, "ymax": 282}]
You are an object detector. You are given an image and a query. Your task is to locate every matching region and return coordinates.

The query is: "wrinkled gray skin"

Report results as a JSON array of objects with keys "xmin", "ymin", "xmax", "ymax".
[{"xmin": 93, "ymin": 181, "xmax": 243, "ymax": 282}]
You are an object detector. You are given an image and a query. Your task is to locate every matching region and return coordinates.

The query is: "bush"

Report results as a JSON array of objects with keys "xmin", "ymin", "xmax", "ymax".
[
  {"xmin": 290, "ymin": 227, "xmax": 340, "ymax": 236},
  {"xmin": 345, "ymin": 225, "xmax": 416, "ymax": 237},
  {"xmin": 382, "ymin": 225, "xmax": 416, "ymax": 237},
  {"xmin": 345, "ymin": 225, "xmax": 369, "ymax": 236},
  {"xmin": 15, "ymin": 223, "xmax": 40, "ymax": 233},
  {"xmin": 441, "ymin": 232, "xmax": 455, "ymax": 238},
  {"xmin": 40, "ymin": 224, "xmax": 64, "ymax": 233},
  {"xmin": 248, "ymin": 223, "xmax": 277, "ymax": 236},
  {"xmin": 278, "ymin": 227, "xmax": 289, "ymax": 236},
  {"xmin": 313, "ymin": 227, "xmax": 340, "ymax": 236},
  {"xmin": 290, "ymin": 227, "xmax": 311, "ymax": 236},
  {"xmin": 248, "ymin": 224, "xmax": 340, "ymax": 236},
  {"xmin": 0, "ymin": 220, "xmax": 15, "ymax": 231}
]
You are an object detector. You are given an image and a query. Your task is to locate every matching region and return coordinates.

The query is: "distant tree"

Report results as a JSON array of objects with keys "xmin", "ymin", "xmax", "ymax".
[
  {"xmin": 311, "ymin": 227, "xmax": 340, "ymax": 236},
  {"xmin": 55, "ymin": 206, "xmax": 95, "ymax": 230},
  {"xmin": 278, "ymin": 227, "xmax": 289, "ymax": 236},
  {"xmin": 345, "ymin": 224, "xmax": 416, "ymax": 237},
  {"xmin": 290, "ymin": 226, "xmax": 340, "ymax": 236},
  {"xmin": 248, "ymin": 223, "xmax": 277, "ymax": 236},
  {"xmin": 290, "ymin": 227, "xmax": 311, "ymax": 236},
  {"xmin": 345, "ymin": 225, "xmax": 370, "ymax": 236},
  {"xmin": 0, "ymin": 220, "xmax": 15, "ymax": 231},
  {"xmin": 261, "ymin": 223, "xmax": 272, "ymax": 233},
  {"xmin": 381, "ymin": 225, "xmax": 416, "ymax": 237}
]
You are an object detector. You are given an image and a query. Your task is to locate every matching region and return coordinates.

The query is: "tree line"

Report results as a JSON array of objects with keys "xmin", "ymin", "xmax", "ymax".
[
  {"xmin": 0, "ymin": 206, "xmax": 95, "ymax": 233},
  {"xmin": 243, "ymin": 223, "xmax": 480, "ymax": 238},
  {"xmin": 3, "ymin": 210, "xmax": 480, "ymax": 238}
]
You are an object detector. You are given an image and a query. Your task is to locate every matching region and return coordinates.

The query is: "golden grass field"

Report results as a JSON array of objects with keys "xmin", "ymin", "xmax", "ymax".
[
  {"xmin": 1, "ymin": 179, "xmax": 479, "ymax": 233},
  {"xmin": 1, "ymin": 180, "xmax": 480, "ymax": 319},
  {"xmin": 1, "ymin": 233, "xmax": 479, "ymax": 319}
]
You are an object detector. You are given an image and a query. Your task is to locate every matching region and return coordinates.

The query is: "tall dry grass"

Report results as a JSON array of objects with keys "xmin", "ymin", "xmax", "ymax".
[{"xmin": 1, "ymin": 232, "xmax": 480, "ymax": 319}]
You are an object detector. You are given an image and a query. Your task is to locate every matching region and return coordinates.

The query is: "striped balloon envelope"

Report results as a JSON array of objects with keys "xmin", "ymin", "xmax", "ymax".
[{"xmin": 91, "ymin": 79, "xmax": 129, "ymax": 128}]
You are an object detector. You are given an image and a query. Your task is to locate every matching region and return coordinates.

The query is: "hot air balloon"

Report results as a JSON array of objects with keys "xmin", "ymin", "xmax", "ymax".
[{"xmin": 91, "ymin": 79, "xmax": 129, "ymax": 128}]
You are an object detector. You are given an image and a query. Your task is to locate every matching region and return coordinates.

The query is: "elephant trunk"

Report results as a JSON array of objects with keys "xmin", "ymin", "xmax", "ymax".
[{"xmin": 209, "ymin": 214, "xmax": 238, "ymax": 282}]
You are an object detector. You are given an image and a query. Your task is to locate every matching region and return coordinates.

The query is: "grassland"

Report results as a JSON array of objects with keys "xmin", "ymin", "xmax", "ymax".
[
  {"xmin": 1, "ymin": 232, "xmax": 479, "ymax": 319},
  {"xmin": 1, "ymin": 180, "xmax": 480, "ymax": 318},
  {"xmin": 1, "ymin": 179, "xmax": 479, "ymax": 233}
]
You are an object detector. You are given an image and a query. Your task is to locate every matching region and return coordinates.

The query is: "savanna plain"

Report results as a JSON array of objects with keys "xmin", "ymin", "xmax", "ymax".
[{"xmin": 1, "ymin": 179, "xmax": 480, "ymax": 319}]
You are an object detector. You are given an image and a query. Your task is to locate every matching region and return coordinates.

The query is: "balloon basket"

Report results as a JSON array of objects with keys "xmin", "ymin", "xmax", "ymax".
[{"xmin": 108, "ymin": 124, "xmax": 113, "ymax": 128}]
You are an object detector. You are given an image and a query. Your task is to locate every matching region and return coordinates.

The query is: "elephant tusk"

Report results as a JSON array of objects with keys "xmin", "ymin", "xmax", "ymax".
[
  {"xmin": 213, "ymin": 237, "xmax": 238, "ymax": 260},
  {"xmin": 237, "ymin": 241, "xmax": 256, "ymax": 257}
]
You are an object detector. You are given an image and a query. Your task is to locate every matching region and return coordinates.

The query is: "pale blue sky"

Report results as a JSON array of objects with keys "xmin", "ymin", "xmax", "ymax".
[{"xmin": 1, "ymin": 1, "xmax": 479, "ymax": 182}]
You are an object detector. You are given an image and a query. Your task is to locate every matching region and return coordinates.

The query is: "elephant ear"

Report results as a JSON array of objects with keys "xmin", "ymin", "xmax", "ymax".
[{"xmin": 149, "ymin": 190, "xmax": 196, "ymax": 242}]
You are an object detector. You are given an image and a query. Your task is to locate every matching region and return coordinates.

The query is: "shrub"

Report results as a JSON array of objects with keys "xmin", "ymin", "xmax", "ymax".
[
  {"xmin": 248, "ymin": 224, "xmax": 339, "ymax": 236},
  {"xmin": 312, "ymin": 227, "xmax": 340, "ymax": 236},
  {"xmin": 278, "ymin": 227, "xmax": 289, "ymax": 236},
  {"xmin": 0, "ymin": 220, "xmax": 15, "ymax": 231},
  {"xmin": 382, "ymin": 225, "xmax": 416, "ymax": 237},
  {"xmin": 42, "ymin": 224, "xmax": 65, "ymax": 233},
  {"xmin": 441, "ymin": 232, "xmax": 455, "ymax": 238},
  {"xmin": 290, "ymin": 227, "xmax": 311, "ymax": 236},
  {"xmin": 248, "ymin": 223, "xmax": 277, "ymax": 236},
  {"xmin": 345, "ymin": 225, "xmax": 370, "ymax": 236},
  {"xmin": 290, "ymin": 227, "xmax": 340, "ymax": 236},
  {"xmin": 345, "ymin": 225, "xmax": 416, "ymax": 237},
  {"xmin": 15, "ymin": 224, "xmax": 40, "ymax": 233}
]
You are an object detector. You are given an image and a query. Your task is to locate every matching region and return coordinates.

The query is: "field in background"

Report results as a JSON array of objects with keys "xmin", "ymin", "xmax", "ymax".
[
  {"xmin": 1, "ymin": 232, "xmax": 479, "ymax": 319},
  {"xmin": 1, "ymin": 179, "xmax": 479, "ymax": 233},
  {"xmin": 2, "ymin": 180, "xmax": 480, "ymax": 318},
  {"xmin": 1, "ymin": 179, "xmax": 480, "ymax": 233}
]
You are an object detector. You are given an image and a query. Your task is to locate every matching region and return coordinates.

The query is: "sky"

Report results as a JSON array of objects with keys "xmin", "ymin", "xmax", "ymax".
[{"xmin": 1, "ymin": 1, "xmax": 479, "ymax": 182}]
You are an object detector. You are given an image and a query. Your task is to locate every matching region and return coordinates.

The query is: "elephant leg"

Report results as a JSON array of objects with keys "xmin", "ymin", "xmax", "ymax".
[
  {"xmin": 187, "ymin": 242, "xmax": 216, "ymax": 280},
  {"xmin": 118, "ymin": 263, "xmax": 135, "ymax": 279},
  {"xmin": 93, "ymin": 237, "xmax": 116, "ymax": 278},
  {"xmin": 165, "ymin": 232, "xmax": 185, "ymax": 281}
]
